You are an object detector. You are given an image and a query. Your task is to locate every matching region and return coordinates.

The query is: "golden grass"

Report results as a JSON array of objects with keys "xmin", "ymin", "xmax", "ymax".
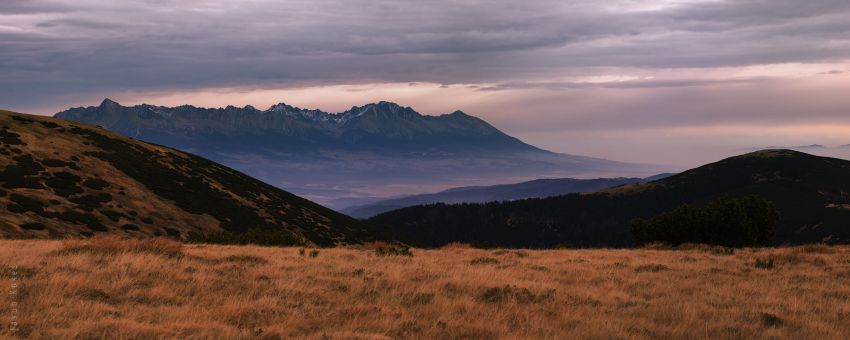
[{"xmin": 2, "ymin": 237, "xmax": 850, "ymax": 339}]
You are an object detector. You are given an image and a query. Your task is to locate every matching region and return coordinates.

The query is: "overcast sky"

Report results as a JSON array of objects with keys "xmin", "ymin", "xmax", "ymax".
[{"xmin": 2, "ymin": 0, "xmax": 850, "ymax": 167}]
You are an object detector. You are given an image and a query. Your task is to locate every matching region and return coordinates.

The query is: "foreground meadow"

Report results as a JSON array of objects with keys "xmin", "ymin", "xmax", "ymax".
[{"xmin": 1, "ymin": 238, "xmax": 850, "ymax": 339}]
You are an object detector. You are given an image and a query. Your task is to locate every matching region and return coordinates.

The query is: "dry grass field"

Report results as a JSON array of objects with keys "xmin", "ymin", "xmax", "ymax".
[{"xmin": 2, "ymin": 237, "xmax": 850, "ymax": 339}]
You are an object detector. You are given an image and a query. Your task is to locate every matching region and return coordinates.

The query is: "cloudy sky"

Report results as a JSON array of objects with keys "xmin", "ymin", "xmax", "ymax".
[{"xmin": 2, "ymin": 0, "xmax": 850, "ymax": 167}]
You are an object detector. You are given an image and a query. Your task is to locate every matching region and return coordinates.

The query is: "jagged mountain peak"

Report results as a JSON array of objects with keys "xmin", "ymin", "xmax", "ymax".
[
  {"xmin": 81, "ymin": 99, "xmax": 459, "ymax": 122},
  {"xmin": 267, "ymin": 102, "xmax": 304, "ymax": 112},
  {"xmin": 356, "ymin": 101, "xmax": 405, "ymax": 110},
  {"xmin": 222, "ymin": 104, "xmax": 260, "ymax": 113},
  {"xmin": 99, "ymin": 98, "xmax": 121, "ymax": 109},
  {"xmin": 341, "ymin": 101, "xmax": 420, "ymax": 120},
  {"xmin": 55, "ymin": 99, "xmax": 545, "ymax": 153}
]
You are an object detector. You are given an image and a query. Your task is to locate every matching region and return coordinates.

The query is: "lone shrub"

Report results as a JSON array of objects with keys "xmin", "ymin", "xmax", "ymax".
[
  {"xmin": 359, "ymin": 241, "xmax": 413, "ymax": 257},
  {"xmin": 223, "ymin": 255, "xmax": 268, "ymax": 265},
  {"xmin": 469, "ymin": 257, "xmax": 500, "ymax": 265},
  {"xmin": 82, "ymin": 178, "xmax": 110, "ymax": 190},
  {"xmin": 798, "ymin": 243, "xmax": 834, "ymax": 254},
  {"xmin": 632, "ymin": 195, "xmax": 778, "ymax": 247},
  {"xmin": 403, "ymin": 292, "xmax": 435, "ymax": 306},
  {"xmin": 634, "ymin": 264, "xmax": 670, "ymax": 273},
  {"xmin": 754, "ymin": 258, "xmax": 775, "ymax": 269},
  {"xmin": 375, "ymin": 245, "xmax": 413, "ymax": 257},
  {"xmin": 760, "ymin": 313, "xmax": 783, "ymax": 327},
  {"xmin": 20, "ymin": 222, "xmax": 47, "ymax": 230},
  {"xmin": 477, "ymin": 285, "xmax": 555, "ymax": 304},
  {"xmin": 710, "ymin": 246, "xmax": 735, "ymax": 255}
]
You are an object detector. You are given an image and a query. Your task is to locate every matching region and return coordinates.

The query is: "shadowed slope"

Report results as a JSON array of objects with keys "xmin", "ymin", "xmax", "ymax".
[{"xmin": 0, "ymin": 109, "xmax": 377, "ymax": 246}]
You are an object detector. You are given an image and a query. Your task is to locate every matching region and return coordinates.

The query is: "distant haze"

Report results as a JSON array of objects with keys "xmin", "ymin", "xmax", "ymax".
[
  {"xmin": 3, "ymin": 0, "xmax": 850, "ymax": 168},
  {"xmin": 54, "ymin": 100, "xmax": 647, "ymax": 204}
]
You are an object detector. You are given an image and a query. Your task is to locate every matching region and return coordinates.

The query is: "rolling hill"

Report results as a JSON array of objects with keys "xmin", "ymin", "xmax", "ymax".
[
  {"xmin": 369, "ymin": 150, "xmax": 850, "ymax": 247},
  {"xmin": 342, "ymin": 177, "xmax": 661, "ymax": 218},
  {"xmin": 0, "ymin": 109, "xmax": 380, "ymax": 246},
  {"xmin": 55, "ymin": 99, "xmax": 648, "ymax": 204}
]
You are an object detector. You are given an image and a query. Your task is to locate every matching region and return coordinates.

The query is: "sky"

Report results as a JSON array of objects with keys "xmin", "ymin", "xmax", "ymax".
[{"xmin": 2, "ymin": 0, "xmax": 850, "ymax": 168}]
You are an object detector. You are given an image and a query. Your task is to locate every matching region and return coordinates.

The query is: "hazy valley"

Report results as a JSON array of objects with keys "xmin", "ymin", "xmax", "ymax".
[
  {"xmin": 341, "ymin": 176, "xmax": 662, "ymax": 218},
  {"xmin": 55, "ymin": 99, "xmax": 655, "ymax": 206}
]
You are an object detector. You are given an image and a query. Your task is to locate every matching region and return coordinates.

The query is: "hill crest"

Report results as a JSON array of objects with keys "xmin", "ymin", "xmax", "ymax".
[
  {"xmin": 369, "ymin": 149, "xmax": 850, "ymax": 247},
  {"xmin": 0, "ymin": 109, "xmax": 378, "ymax": 245}
]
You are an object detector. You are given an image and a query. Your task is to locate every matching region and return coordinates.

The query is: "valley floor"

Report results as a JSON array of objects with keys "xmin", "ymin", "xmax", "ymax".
[{"xmin": 1, "ymin": 238, "xmax": 849, "ymax": 339}]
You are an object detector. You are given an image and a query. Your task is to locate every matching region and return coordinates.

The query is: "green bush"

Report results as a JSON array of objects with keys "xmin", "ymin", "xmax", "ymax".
[{"xmin": 631, "ymin": 195, "xmax": 777, "ymax": 247}]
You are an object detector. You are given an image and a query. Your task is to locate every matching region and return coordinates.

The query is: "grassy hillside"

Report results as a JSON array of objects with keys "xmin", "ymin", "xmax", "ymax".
[
  {"xmin": 3, "ymin": 237, "xmax": 850, "ymax": 338},
  {"xmin": 370, "ymin": 150, "xmax": 850, "ymax": 247},
  {"xmin": 0, "ymin": 110, "xmax": 377, "ymax": 246}
]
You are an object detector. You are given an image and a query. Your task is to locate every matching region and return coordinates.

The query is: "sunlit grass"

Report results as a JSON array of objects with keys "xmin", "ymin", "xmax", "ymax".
[{"xmin": 2, "ymin": 237, "xmax": 850, "ymax": 339}]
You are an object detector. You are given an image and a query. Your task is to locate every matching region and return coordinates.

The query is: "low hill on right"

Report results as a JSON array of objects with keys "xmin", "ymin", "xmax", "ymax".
[{"xmin": 369, "ymin": 149, "xmax": 850, "ymax": 247}]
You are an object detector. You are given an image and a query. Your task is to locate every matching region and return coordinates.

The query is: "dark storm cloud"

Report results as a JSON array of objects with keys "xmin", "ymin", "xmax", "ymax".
[{"xmin": 1, "ymin": 0, "xmax": 850, "ymax": 112}]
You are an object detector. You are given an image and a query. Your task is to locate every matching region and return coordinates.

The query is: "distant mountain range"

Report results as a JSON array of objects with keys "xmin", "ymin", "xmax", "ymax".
[
  {"xmin": 55, "ymin": 99, "xmax": 654, "ymax": 204},
  {"xmin": 0, "ymin": 109, "xmax": 380, "ymax": 245},
  {"xmin": 342, "ymin": 175, "xmax": 675, "ymax": 218},
  {"xmin": 56, "ymin": 99, "xmax": 542, "ymax": 154},
  {"xmin": 369, "ymin": 150, "xmax": 850, "ymax": 247}
]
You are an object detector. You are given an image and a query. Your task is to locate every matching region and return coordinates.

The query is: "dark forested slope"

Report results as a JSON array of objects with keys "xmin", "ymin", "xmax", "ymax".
[{"xmin": 370, "ymin": 150, "xmax": 850, "ymax": 247}]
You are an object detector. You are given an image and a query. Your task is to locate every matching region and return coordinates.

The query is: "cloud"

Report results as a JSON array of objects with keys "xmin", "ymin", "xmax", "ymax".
[
  {"xmin": 478, "ymin": 75, "xmax": 850, "ymax": 133},
  {"xmin": 2, "ymin": 0, "xmax": 850, "ymax": 168},
  {"xmin": 477, "ymin": 78, "xmax": 767, "ymax": 91},
  {"xmin": 1, "ymin": 0, "xmax": 849, "ymax": 111}
]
